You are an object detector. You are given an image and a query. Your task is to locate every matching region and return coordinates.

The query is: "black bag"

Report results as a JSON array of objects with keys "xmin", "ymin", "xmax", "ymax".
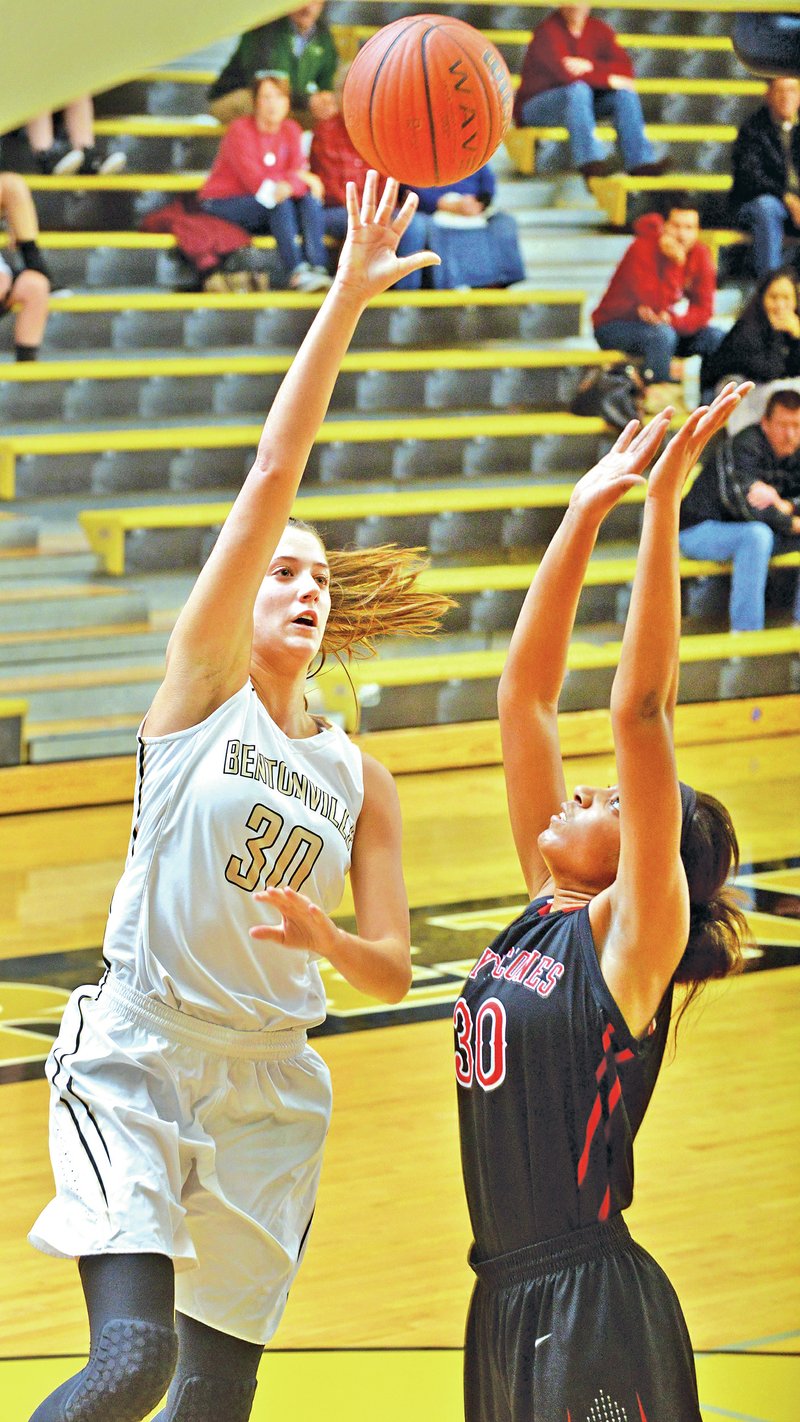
[{"xmin": 570, "ymin": 363, "xmax": 643, "ymax": 430}]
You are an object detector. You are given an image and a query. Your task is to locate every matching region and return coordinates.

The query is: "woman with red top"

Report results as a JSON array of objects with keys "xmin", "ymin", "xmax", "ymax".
[
  {"xmin": 309, "ymin": 67, "xmax": 428, "ymax": 288},
  {"xmin": 200, "ymin": 73, "xmax": 331, "ymax": 292},
  {"xmin": 593, "ymin": 203, "xmax": 724, "ymax": 407},
  {"xmin": 514, "ymin": 5, "xmax": 666, "ymax": 182}
]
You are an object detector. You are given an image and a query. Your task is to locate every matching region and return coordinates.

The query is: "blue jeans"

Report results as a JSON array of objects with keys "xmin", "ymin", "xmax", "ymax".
[
  {"xmin": 737, "ymin": 194, "xmax": 797, "ymax": 278},
  {"xmin": 679, "ymin": 520, "xmax": 777, "ymax": 631},
  {"xmin": 519, "ymin": 82, "xmax": 655, "ymax": 170},
  {"xmin": 201, "ymin": 193, "xmax": 327, "ymax": 278},
  {"xmin": 595, "ymin": 318, "xmax": 723, "ymax": 387},
  {"xmin": 322, "ymin": 205, "xmax": 428, "ymax": 290}
]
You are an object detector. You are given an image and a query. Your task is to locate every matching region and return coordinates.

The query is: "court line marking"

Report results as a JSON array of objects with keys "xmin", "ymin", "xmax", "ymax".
[
  {"xmin": 699, "ymin": 1409, "xmax": 775, "ymax": 1422},
  {"xmin": 717, "ymin": 1330, "xmax": 800, "ymax": 1352}
]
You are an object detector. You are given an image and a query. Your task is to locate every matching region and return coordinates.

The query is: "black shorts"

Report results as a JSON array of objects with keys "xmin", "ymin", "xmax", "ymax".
[{"xmin": 465, "ymin": 1215, "xmax": 701, "ymax": 1422}]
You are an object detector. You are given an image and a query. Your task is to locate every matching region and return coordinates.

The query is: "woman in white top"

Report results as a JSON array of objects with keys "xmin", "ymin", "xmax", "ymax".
[{"xmin": 29, "ymin": 175, "xmax": 444, "ymax": 1422}]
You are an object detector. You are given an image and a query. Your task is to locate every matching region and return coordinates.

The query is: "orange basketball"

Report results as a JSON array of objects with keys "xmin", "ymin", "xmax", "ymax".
[{"xmin": 342, "ymin": 15, "xmax": 513, "ymax": 188}]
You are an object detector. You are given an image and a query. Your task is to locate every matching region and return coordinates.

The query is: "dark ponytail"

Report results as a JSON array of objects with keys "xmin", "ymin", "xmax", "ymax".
[{"xmin": 674, "ymin": 790, "xmax": 748, "ymax": 1016}]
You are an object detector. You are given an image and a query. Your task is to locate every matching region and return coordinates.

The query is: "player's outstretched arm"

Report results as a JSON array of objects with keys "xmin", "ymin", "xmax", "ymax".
[
  {"xmin": 498, "ymin": 414, "xmax": 671, "ymax": 898},
  {"xmin": 598, "ymin": 383, "xmax": 752, "ymax": 1035},
  {"xmin": 146, "ymin": 174, "xmax": 439, "ymax": 736},
  {"xmin": 251, "ymin": 754, "xmax": 412, "ymax": 1003}
]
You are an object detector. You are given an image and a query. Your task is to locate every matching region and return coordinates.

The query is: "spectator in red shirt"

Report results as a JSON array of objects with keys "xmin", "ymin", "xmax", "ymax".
[
  {"xmin": 593, "ymin": 203, "xmax": 723, "ymax": 407},
  {"xmin": 514, "ymin": 5, "xmax": 667, "ymax": 182},
  {"xmin": 309, "ymin": 68, "xmax": 427, "ymax": 287},
  {"xmin": 200, "ymin": 73, "xmax": 331, "ymax": 291}
]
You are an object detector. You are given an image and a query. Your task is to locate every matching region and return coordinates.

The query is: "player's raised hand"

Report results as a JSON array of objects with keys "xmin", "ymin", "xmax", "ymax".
[
  {"xmin": 334, "ymin": 171, "xmax": 440, "ymax": 300},
  {"xmin": 250, "ymin": 885, "xmax": 340, "ymax": 959},
  {"xmin": 647, "ymin": 381, "xmax": 754, "ymax": 500},
  {"xmin": 567, "ymin": 409, "xmax": 672, "ymax": 525}
]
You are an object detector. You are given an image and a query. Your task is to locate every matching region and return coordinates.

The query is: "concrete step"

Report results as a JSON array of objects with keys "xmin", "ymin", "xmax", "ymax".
[
  {"xmin": 0, "ymin": 551, "xmax": 100, "ymax": 583},
  {"xmin": 27, "ymin": 714, "xmax": 144, "ymax": 763},
  {"xmin": 0, "ymin": 584, "xmax": 150, "ymax": 633},
  {"xmin": 0, "ymin": 622, "xmax": 168, "ymax": 667}
]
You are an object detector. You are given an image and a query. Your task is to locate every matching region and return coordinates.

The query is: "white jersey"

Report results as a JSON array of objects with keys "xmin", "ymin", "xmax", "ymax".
[{"xmin": 103, "ymin": 681, "xmax": 364, "ymax": 1032}]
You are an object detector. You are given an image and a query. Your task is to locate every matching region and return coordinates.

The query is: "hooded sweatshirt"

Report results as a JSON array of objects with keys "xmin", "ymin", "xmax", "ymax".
[{"xmin": 592, "ymin": 213, "xmax": 716, "ymax": 335}]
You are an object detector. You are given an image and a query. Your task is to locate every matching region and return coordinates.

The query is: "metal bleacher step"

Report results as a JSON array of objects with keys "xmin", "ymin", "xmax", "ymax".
[
  {"xmin": 0, "ymin": 621, "xmax": 169, "ymax": 669},
  {"xmin": 0, "ymin": 583, "xmax": 150, "ymax": 634}
]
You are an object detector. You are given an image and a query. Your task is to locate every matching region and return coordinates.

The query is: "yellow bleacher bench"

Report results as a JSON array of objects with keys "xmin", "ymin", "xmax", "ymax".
[
  {"xmin": 504, "ymin": 124, "xmax": 737, "ymax": 177},
  {"xmin": 0, "ymin": 346, "xmax": 623, "ymax": 387},
  {"xmin": 591, "ymin": 172, "xmax": 733, "ymax": 227},
  {"xmin": 79, "ymin": 492, "xmax": 800, "ymax": 579},
  {"xmin": 79, "ymin": 483, "xmax": 641, "ymax": 575},
  {"xmin": 0, "ymin": 412, "xmax": 609, "ymax": 502}
]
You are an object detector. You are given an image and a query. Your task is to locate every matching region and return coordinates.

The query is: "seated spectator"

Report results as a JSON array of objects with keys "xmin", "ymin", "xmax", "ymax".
[
  {"xmin": 208, "ymin": 3, "xmax": 337, "ymax": 126},
  {"xmin": 26, "ymin": 96, "xmax": 126, "ymax": 176},
  {"xmin": 702, "ymin": 266, "xmax": 800, "ymax": 392},
  {"xmin": 513, "ymin": 5, "xmax": 667, "ymax": 183},
  {"xmin": 199, "ymin": 73, "xmax": 331, "ymax": 293},
  {"xmin": 309, "ymin": 69, "xmax": 427, "ymax": 289},
  {"xmin": 732, "ymin": 76, "xmax": 800, "ymax": 279},
  {"xmin": 679, "ymin": 387, "xmax": 800, "ymax": 631},
  {"xmin": 404, "ymin": 164, "xmax": 525, "ymax": 290},
  {"xmin": 0, "ymin": 171, "xmax": 51, "ymax": 360},
  {"xmin": 593, "ymin": 202, "xmax": 723, "ymax": 411}
]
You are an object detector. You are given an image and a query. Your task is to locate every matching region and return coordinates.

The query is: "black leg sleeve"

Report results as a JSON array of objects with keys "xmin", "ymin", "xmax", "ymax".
[{"xmin": 29, "ymin": 1253, "xmax": 178, "ymax": 1422}]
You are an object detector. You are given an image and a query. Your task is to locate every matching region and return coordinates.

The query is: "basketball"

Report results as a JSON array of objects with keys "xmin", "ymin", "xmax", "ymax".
[{"xmin": 342, "ymin": 14, "xmax": 513, "ymax": 188}]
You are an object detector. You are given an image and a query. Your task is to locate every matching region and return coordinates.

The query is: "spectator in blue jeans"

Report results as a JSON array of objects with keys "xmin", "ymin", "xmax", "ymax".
[
  {"xmin": 200, "ymin": 73, "xmax": 331, "ymax": 292},
  {"xmin": 679, "ymin": 388, "xmax": 800, "ymax": 630},
  {"xmin": 593, "ymin": 205, "xmax": 723, "ymax": 411},
  {"xmin": 513, "ymin": 6, "xmax": 667, "ymax": 182},
  {"xmin": 732, "ymin": 77, "xmax": 800, "ymax": 278}
]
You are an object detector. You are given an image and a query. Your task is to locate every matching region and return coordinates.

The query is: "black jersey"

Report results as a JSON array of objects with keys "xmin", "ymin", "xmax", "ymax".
[{"xmin": 455, "ymin": 897, "xmax": 672, "ymax": 1260}]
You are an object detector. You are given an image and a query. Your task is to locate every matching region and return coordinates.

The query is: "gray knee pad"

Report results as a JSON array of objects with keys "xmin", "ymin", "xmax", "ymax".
[
  {"xmin": 31, "ymin": 1318, "xmax": 178, "ymax": 1422},
  {"xmin": 155, "ymin": 1375, "xmax": 257, "ymax": 1422}
]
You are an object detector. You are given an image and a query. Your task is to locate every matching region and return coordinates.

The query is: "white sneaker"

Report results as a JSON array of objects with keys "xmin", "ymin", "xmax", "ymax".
[{"xmin": 98, "ymin": 150, "xmax": 127, "ymax": 175}]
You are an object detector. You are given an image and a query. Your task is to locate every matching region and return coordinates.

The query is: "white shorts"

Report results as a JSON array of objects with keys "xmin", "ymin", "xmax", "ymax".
[{"xmin": 30, "ymin": 973, "xmax": 332, "ymax": 1344}]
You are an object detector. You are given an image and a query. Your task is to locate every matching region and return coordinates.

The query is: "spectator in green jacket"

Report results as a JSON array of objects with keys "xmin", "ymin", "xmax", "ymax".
[{"xmin": 209, "ymin": 4, "xmax": 338, "ymax": 125}]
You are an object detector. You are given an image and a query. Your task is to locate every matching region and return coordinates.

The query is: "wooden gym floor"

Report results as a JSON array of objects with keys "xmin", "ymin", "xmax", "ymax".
[{"xmin": 1, "ymin": 732, "xmax": 798, "ymax": 1420}]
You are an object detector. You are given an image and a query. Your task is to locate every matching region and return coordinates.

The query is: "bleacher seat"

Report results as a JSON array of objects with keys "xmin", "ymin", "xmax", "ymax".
[
  {"xmin": 45, "ymin": 312, "xmax": 117, "ymax": 351},
  {"xmin": 428, "ymin": 510, "xmax": 506, "ymax": 557},
  {"xmin": 500, "ymin": 507, "xmax": 564, "ymax": 551},
  {"xmin": 436, "ymin": 678, "xmax": 499, "ymax": 725},
  {"xmin": 91, "ymin": 450, "xmax": 172, "ymax": 494},
  {"xmin": 355, "ymin": 369, "xmax": 427, "ymax": 413},
  {"xmin": 138, "ymin": 375, "xmax": 219, "ymax": 419},
  {"xmin": 64, "ymin": 379, "xmax": 141, "ymax": 422},
  {"xmin": 210, "ymin": 373, "xmax": 286, "ymax": 418},
  {"xmin": 125, "ymin": 526, "xmax": 207, "ymax": 573},
  {"xmin": 319, "ymin": 442, "xmax": 390, "ymax": 484},
  {"xmin": 719, "ymin": 655, "xmax": 797, "ymax": 700},
  {"xmin": 359, "ymin": 682, "xmax": 441, "ymax": 733},
  {"xmin": 183, "ymin": 309, "xmax": 258, "ymax": 349},
  {"xmin": 531, "ymin": 433, "xmax": 607, "ymax": 475},
  {"xmin": 168, "ymin": 448, "xmax": 249, "ymax": 491},
  {"xmin": 15, "ymin": 454, "xmax": 95, "ymax": 497},
  {"xmin": 352, "ymin": 514, "xmax": 432, "ymax": 550},
  {"xmin": 424, "ymin": 368, "xmax": 492, "ymax": 411},
  {"xmin": 0, "ymin": 383, "xmax": 65, "ymax": 424},
  {"xmin": 85, "ymin": 247, "xmax": 161, "ymax": 288},
  {"xmin": 112, "ymin": 309, "xmax": 185, "ymax": 350}
]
